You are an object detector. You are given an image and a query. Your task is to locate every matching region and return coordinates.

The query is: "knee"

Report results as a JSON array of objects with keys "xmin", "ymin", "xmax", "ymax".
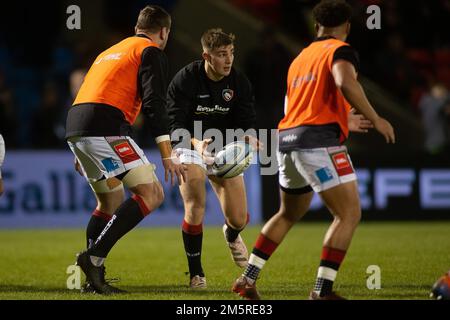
[
  {"xmin": 350, "ymin": 210, "xmax": 362, "ymax": 226},
  {"xmin": 226, "ymin": 212, "xmax": 248, "ymax": 230},
  {"xmin": 185, "ymin": 198, "xmax": 205, "ymax": 217},
  {"xmin": 96, "ymin": 193, "xmax": 125, "ymax": 215},
  {"xmin": 153, "ymin": 183, "xmax": 165, "ymax": 207},
  {"xmin": 184, "ymin": 200, "xmax": 205, "ymax": 226},
  {"xmin": 96, "ymin": 203, "xmax": 118, "ymax": 215},
  {"xmin": 152, "ymin": 183, "xmax": 165, "ymax": 208},
  {"xmin": 278, "ymin": 208, "xmax": 301, "ymax": 224},
  {"xmin": 335, "ymin": 209, "xmax": 361, "ymax": 227},
  {"xmin": 135, "ymin": 182, "xmax": 165, "ymax": 211}
]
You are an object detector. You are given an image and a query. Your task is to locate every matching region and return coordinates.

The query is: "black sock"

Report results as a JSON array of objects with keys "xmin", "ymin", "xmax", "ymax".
[
  {"xmin": 88, "ymin": 197, "xmax": 149, "ymax": 258},
  {"xmin": 224, "ymin": 223, "xmax": 243, "ymax": 243},
  {"xmin": 182, "ymin": 220, "xmax": 204, "ymax": 278},
  {"xmin": 86, "ymin": 210, "xmax": 111, "ymax": 249}
]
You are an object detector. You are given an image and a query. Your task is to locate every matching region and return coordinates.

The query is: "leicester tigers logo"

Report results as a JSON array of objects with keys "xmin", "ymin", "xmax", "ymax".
[{"xmin": 222, "ymin": 89, "xmax": 234, "ymax": 102}]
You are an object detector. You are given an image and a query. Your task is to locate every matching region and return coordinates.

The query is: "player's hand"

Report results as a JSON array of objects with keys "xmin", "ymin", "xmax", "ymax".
[
  {"xmin": 162, "ymin": 156, "xmax": 187, "ymax": 186},
  {"xmin": 348, "ymin": 109, "xmax": 373, "ymax": 133},
  {"xmin": 74, "ymin": 157, "xmax": 83, "ymax": 176},
  {"xmin": 194, "ymin": 138, "xmax": 215, "ymax": 165},
  {"xmin": 373, "ymin": 117, "xmax": 396, "ymax": 144},
  {"xmin": 244, "ymin": 135, "xmax": 264, "ymax": 151}
]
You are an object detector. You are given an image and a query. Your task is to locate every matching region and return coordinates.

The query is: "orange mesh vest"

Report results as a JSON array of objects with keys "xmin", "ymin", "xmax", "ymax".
[
  {"xmin": 278, "ymin": 38, "xmax": 352, "ymax": 140},
  {"xmin": 73, "ymin": 36, "xmax": 159, "ymax": 125}
]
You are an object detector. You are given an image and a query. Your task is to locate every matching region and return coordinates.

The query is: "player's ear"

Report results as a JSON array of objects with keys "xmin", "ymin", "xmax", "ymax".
[
  {"xmin": 202, "ymin": 51, "xmax": 210, "ymax": 62},
  {"xmin": 346, "ymin": 22, "xmax": 351, "ymax": 36},
  {"xmin": 160, "ymin": 27, "xmax": 168, "ymax": 41},
  {"xmin": 314, "ymin": 23, "xmax": 319, "ymax": 34}
]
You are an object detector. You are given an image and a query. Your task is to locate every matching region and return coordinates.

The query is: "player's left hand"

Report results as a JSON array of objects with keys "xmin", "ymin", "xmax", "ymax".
[{"xmin": 348, "ymin": 108, "xmax": 374, "ymax": 133}]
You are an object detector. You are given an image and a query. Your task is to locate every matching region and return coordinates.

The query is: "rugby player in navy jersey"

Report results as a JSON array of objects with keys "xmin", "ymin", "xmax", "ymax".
[{"xmin": 167, "ymin": 28, "xmax": 261, "ymax": 288}]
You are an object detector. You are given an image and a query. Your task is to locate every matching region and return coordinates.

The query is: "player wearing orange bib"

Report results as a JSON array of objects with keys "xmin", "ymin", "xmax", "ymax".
[
  {"xmin": 233, "ymin": 0, "xmax": 395, "ymax": 300},
  {"xmin": 65, "ymin": 6, "xmax": 186, "ymax": 294}
]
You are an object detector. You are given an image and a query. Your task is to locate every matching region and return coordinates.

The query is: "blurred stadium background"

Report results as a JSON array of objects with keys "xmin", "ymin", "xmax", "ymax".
[{"xmin": 0, "ymin": 0, "xmax": 449, "ymax": 300}]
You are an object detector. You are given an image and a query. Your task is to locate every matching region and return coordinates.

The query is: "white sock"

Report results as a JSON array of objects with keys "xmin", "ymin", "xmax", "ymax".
[
  {"xmin": 243, "ymin": 254, "xmax": 267, "ymax": 284},
  {"xmin": 313, "ymin": 266, "xmax": 337, "ymax": 294}
]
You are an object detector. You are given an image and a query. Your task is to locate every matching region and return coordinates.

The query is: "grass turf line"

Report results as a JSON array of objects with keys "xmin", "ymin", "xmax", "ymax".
[{"xmin": 0, "ymin": 221, "xmax": 448, "ymax": 300}]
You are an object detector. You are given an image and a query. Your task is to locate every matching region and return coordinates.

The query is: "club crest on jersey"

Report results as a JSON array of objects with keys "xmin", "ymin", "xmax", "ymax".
[{"xmin": 222, "ymin": 89, "xmax": 234, "ymax": 102}]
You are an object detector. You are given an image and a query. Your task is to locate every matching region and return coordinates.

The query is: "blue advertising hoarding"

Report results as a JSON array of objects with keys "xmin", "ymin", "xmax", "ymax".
[
  {"xmin": 1, "ymin": 151, "xmax": 449, "ymax": 228},
  {"xmin": 0, "ymin": 151, "xmax": 262, "ymax": 228},
  {"xmin": 307, "ymin": 168, "xmax": 450, "ymax": 211}
]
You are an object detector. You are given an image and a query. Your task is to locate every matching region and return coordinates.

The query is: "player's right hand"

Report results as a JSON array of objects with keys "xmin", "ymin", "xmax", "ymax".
[
  {"xmin": 162, "ymin": 157, "xmax": 187, "ymax": 186},
  {"xmin": 348, "ymin": 108, "xmax": 373, "ymax": 133},
  {"xmin": 373, "ymin": 117, "xmax": 396, "ymax": 144}
]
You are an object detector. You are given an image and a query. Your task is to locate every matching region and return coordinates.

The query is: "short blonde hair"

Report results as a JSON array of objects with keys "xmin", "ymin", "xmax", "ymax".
[{"xmin": 201, "ymin": 28, "xmax": 235, "ymax": 51}]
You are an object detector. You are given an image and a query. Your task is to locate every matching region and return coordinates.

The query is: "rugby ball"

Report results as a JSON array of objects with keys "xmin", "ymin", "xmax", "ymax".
[{"xmin": 211, "ymin": 141, "xmax": 253, "ymax": 178}]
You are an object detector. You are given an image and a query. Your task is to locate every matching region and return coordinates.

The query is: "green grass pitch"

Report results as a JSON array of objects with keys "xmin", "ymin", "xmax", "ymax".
[{"xmin": 0, "ymin": 221, "xmax": 449, "ymax": 300}]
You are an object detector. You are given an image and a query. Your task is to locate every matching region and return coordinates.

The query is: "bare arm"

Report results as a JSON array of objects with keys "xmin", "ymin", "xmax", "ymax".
[{"xmin": 332, "ymin": 60, "xmax": 395, "ymax": 143}]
